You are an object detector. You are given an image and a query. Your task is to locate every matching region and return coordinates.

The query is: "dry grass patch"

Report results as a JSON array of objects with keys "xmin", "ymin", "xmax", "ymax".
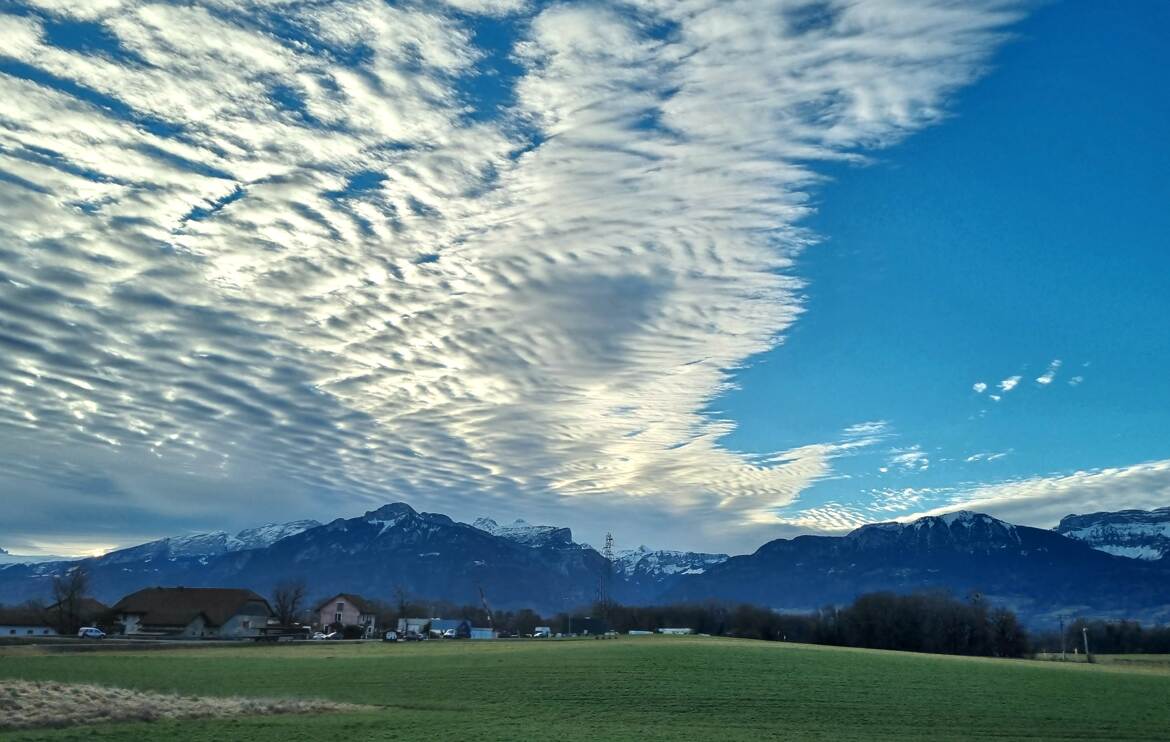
[{"xmin": 0, "ymin": 681, "xmax": 363, "ymax": 731}]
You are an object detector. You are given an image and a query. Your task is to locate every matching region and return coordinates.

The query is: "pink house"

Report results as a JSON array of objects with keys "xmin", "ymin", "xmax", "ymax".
[{"xmin": 315, "ymin": 593, "xmax": 377, "ymax": 636}]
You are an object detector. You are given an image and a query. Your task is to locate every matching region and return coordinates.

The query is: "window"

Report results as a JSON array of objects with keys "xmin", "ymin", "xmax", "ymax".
[
  {"xmin": 337, "ymin": 602, "xmax": 344, "ymax": 612},
  {"xmin": 242, "ymin": 619, "xmax": 251, "ymax": 629},
  {"xmin": 335, "ymin": 612, "xmax": 343, "ymax": 624}
]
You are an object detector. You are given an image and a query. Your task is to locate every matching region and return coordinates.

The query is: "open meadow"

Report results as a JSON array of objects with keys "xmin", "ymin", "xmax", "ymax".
[{"xmin": 2, "ymin": 637, "xmax": 1169, "ymax": 741}]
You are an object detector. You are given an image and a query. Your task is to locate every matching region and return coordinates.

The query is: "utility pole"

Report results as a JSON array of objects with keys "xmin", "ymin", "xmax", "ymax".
[
  {"xmin": 478, "ymin": 585, "xmax": 493, "ymax": 629},
  {"xmin": 1082, "ymin": 626, "xmax": 1091, "ymax": 663},
  {"xmin": 601, "ymin": 532, "xmax": 615, "ymax": 615},
  {"xmin": 1059, "ymin": 615, "xmax": 1067, "ymax": 661}
]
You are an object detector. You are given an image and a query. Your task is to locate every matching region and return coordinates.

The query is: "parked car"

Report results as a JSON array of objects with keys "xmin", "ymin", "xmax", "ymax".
[
  {"xmin": 442, "ymin": 628, "xmax": 457, "ymax": 639},
  {"xmin": 382, "ymin": 630, "xmax": 398, "ymax": 642},
  {"xmin": 77, "ymin": 627, "xmax": 106, "ymax": 639}
]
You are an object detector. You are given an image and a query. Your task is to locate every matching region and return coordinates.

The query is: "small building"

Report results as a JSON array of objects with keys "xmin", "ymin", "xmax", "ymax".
[
  {"xmin": 315, "ymin": 594, "xmax": 377, "ymax": 637},
  {"xmin": 397, "ymin": 617, "xmax": 431, "ymax": 636},
  {"xmin": 0, "ymin": 606, "xmax": 58, "ymax": 638},
  {"xmin": 113, "ymin": 587, "xmax": 273, "ymax": 639},
  {"xmin": 469, "ymin": 627, "xmax": 496, "ymax": 640},
  {"xmin": 657, "ymin": 627, "xmax": 693, "ymax": 635}
]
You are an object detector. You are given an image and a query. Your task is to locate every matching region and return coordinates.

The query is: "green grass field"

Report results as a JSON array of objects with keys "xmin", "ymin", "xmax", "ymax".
[{"xmin": 1, "ymin": 637, "xmax": 1168, "ymax": 741}]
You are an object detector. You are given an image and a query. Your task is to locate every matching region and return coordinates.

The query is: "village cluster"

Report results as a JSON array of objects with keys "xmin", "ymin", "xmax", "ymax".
[{"xmin": 0, "ymin": 586, "xmax": 695, "ymax": 642}]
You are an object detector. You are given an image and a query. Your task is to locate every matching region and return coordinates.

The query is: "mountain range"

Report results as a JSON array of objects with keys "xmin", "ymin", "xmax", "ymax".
[
  {"xmin": 1055, "ymin": 507, "xmax": 1170, "ymax": 561},
  {"xmin": 1, "ymin": 503, "xmax": 1167, "ymax": 625}
]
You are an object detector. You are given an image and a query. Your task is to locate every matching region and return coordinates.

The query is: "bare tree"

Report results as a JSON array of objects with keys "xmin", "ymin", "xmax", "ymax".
[
  {"xmin": 52, "ymin": 566, "xmax": 89, "ymax": 634},
  {"xmin": 271, "ymin": 579, "xmax": 308, "ymax": 627},
  {"xmin": 394, "ymin": 584, "xmax": 409, "ymax": 634}
]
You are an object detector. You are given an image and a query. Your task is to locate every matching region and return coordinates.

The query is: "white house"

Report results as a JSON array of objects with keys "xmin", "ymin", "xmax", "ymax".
[{"xmin": 657, "ymin": 627, "xmax": 693, "ymax": 635}]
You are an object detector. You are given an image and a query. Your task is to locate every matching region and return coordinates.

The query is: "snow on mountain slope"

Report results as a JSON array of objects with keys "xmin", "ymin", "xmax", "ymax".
[
  {"xmin": 1055, "ymin": 507, "xmax": 1170, "ymax": 561},
  {"xmin": 471, "ymin": 518, "xmax": 573, "ymax": 548},
  {"xmin": 845, "ymin": 511, "xmax": 1024, "ymax": 553},
  {"xmin": 101, "ymin": 519, "xmax": 322, "ymax": 563},
  {"xmin": 235, "ymin": 520, "xmax": 324, "ymax": 550},
  {"xmin": 614, "ymin": 546, "xmax": 729, "ymax": 577},
  {"xmin": 0, "ymin": 551, "xmax": 72, "ymax": 565}
]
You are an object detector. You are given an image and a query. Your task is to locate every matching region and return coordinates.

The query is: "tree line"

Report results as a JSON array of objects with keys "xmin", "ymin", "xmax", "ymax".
[
  {"xmin": 312, "ymin": 588, "xmax": 1033, "ymax": 657},
  {"xmin": 1032, "ymin": 618, "xmax": 1170, "ymax": 656},
  {"xmin": 9, "ymin": 572, "xmax": 1170, "ymax": 660},
  {"xmin": 598, "ymin": 591, "xmax": 1030, "ymax": 658}
]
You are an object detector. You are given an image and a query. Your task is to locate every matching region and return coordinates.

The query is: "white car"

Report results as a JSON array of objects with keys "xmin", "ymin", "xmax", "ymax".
[
  {"xmin": 442, "ymin": 628, "xmax": 457, "ymax": 639},
  {"xmin": 77, "ymin": 627, "xmax": 106, "ymax": 639}
]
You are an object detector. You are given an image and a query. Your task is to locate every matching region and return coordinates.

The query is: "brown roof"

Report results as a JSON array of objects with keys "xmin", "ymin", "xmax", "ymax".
[
  {"xmin": 314, "ymin": 593, "xmax": 375, "ymax": 614},
  {"xmin": 113, "ymin": 587, "xmax": 272, "ymax": 628},
  {"xmin": 46, "ymin": 598, "xmax": 109, "ymax": 619},
  {"xmin": 0, "ymin": 606, "xmax": 50, "ymax": 626}
]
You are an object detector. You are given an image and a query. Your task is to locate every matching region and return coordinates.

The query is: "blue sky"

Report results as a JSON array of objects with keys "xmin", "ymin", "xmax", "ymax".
[
  {"xmin": 714, "ymin": 0, "xmax": 1170, "ymax": 531},
  {"xmin": 0, "ymin": 0, "xmax": 1167, "ymax": 555}
]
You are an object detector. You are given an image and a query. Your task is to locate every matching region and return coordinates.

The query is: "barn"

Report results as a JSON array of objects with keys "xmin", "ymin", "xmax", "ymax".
[
  {"xmin": 113, "ymin": 587, "xmax": 273, "ymax": 639},
  {"xmin": 0, "ymin": 605, "xmax": 57, "ymax": 638}
]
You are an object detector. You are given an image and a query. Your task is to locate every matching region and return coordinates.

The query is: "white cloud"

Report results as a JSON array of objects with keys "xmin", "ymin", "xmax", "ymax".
[
  {"xmin": 909, "ymin": 459, "xmax": 1170, "ymax": 528},
  {"xmin": 1069, "ymin": 375, "xmax": 1084, "ymax": 386},
  {"xmin": 1035, "ymin": 359, "xmax": 1062, "ymax": 385},
  {"xmin": 887, "ymin": 445, "xmax": 930, "ymax": 471},
  {"xmin": 964, "ymin": 451, "xmax": 1008, "ymax": 463},
  {"xmin": 775, "ymin": 458, "xmax": 1170, "ymax": 536},
  {"xmin": 842, "ymin": 420, "xmax": 892, "ymax": 439},
  {"xmin": 0, "ymin": 0, "xmax": 1025, "ymax": 551},
  {"xmin": 442, "ymin": 0, "xmax": 529, "ymax": 15},
  {"xmin": 998, "ymin": 375, "xmax": 1022, "ymax": 392},
  {"xmin": 972, "ymin": 381, "xmax": 988, "ymax": 393}
]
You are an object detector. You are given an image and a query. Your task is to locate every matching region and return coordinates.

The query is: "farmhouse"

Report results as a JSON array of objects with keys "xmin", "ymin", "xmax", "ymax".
[
  {"xmin": 0, "ymin": 606, "xmax": 57, "ymax": 638},
  {"xmin": 113, "ymin": 587, "xmax": 273, "ymax": 638},
  {"xmin": 315, "ymin": 593, "xmax": 377, "ymax": 637}
]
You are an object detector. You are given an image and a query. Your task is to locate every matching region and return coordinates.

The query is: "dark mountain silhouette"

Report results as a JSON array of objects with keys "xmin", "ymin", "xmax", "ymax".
[
  {"xmin": 2, "ymin": 506, "xmax": 1168, "ymax": 624},
  {"xmin": 664, "ymin": 512, "xmax": 1170, "ymax": 625}
]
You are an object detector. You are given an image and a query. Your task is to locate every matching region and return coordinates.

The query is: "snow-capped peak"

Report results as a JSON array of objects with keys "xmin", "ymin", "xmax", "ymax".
[
  {"xmin": 235, "ymin": 520, "xmax": 322, "ymax": 549},
  {"xmin": 848, "ymin": 511, "xmax": 1021, "ymax": 550},
  {"xmin": 1056, "ymin": 507, "xmax": 1170, "ymax": 561},
  {"xmin": 472, "ymin": 517, "xmax": 573, "ymax": 548},
  {"xmin": 99, "ymin": 518, "xmax": 321, "ymax": 563},
  {"xmin": 612, "ymin": 547, "xmax": 729, "ymax": 577}
]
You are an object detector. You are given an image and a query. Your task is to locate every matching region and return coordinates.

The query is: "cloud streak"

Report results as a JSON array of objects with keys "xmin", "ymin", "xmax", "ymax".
[{"xmin": 0, "ymin": 0, "xmax": 1023, "ymax": 550}]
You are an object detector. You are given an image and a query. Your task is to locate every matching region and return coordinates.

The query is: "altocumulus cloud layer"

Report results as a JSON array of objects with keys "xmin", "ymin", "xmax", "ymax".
[{"xmin": 0, "ymin": 0, "xmax": 1022, "ymax": 552}]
